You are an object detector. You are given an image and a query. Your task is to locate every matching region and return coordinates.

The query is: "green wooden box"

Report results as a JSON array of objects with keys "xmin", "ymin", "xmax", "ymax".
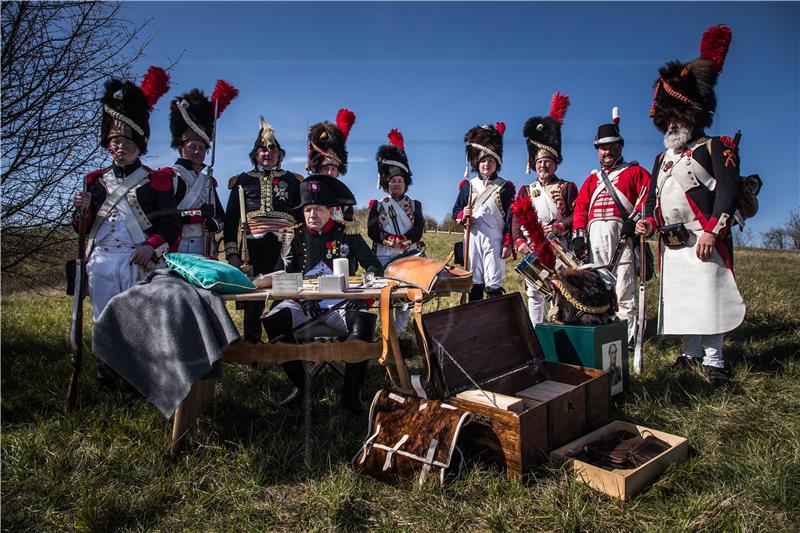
[{"xmin": 534, "ymin": 321, "xmax": 628, "ymax": 397}]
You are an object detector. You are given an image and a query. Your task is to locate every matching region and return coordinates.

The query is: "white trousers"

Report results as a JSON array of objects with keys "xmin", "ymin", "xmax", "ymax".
[
  {"xmin": 177, "ymin": 236, "xmax": 206, "ymax": 255},
  {"xmin": 468, "ymin": 221, "xmax": 505, "ymax": 290},
  {"xmin": 525, "ymin": 281, "xmax": 547, "ymax": 327},
  {"xmin": 590, "ymin": 220, "xmax": 636, "ymax": 342},
  {"xmin": 682, "ymin": 334, "xmax": 725, "ymax": 368},
  {"xmin": 86, "ymin": 248, "xmax": 144, "ymax": 321}
]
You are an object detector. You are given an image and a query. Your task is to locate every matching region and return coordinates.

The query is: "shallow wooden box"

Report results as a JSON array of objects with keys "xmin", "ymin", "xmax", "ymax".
[
  {"xmin": 421, "ymin": 293, "xmax": 610, "ymax": 479},
  {"xmin": 550, "ymin": 420, "xmax": 689, "ymax": 500}
]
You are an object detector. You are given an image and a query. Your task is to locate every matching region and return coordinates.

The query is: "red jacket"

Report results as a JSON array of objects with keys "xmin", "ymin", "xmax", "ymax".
[{"xmin": 573, "ymin": 162, "xmax": 650, "ymax": 232}]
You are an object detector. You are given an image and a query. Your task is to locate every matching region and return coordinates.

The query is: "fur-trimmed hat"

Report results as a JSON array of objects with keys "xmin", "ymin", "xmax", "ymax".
[
  {"xmin": 552, "ymin": 269, "xmax": 616, "ymax": 325},
  {"xmin": 307, "ymin": 108, "xmax": 356, "ymax": 175},
  {"xmin": 464, "ymin": 122, "xmax": 505, "ymax": 177},
  {"xmin": 523, "ymin": 92, "xmax": 570, "ymax": 172},
  {"xmin": 250, "ymin": 116, "xmax": 284, "ymax": 167},
  {"xmin": 594, "ymin": 107, "xmax": 624, "ymax": 147},
  {"xmin": 100, "ymin": 66, "xmax": 170, "ymax": 154},
  {"xmin": 170, "ymin": 89, "xmax": 214, "ymax": 149},
  {"xmin": 650, "ymin": 25, "xmax": 732, "ymax": 134},
  {"xmin": 375, "ymin": 129, "xmax": 412, "ymax": 191},
  {"xmin": 296, "ymin": 174, "xmax": 357, "ymax": 209}
]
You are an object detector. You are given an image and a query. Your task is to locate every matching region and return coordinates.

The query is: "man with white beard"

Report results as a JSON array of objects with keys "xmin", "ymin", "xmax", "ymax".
[{"xmin": 637, "ymin": 25, "xmax": 745, "ymax": 386}]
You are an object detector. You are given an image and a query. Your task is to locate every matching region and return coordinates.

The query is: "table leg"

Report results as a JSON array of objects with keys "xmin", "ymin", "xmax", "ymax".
[{"xmin": 170, "ymin": 377, "xmax": 217, "ymax": 456}]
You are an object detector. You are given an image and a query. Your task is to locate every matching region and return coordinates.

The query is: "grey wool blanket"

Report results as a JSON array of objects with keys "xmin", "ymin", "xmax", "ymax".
[{"xmin": 92, "ymin": 269, "xmax": 241, "ymax": 418}]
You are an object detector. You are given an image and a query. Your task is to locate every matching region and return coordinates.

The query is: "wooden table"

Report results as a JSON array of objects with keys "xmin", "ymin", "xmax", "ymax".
[{"xmin": 170, "ymin": 282, "xmax": 415, "ymax": 455}]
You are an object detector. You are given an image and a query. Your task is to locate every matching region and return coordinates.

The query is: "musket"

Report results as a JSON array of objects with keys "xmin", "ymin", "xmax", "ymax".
[
  {"xmin": 633, "ymin": 235, "xmax": 647, "ymax": 374},
  {"xmin": 203, "ymin": 99, "xmax": 220, "ymax": 257},
  {"xmin": 460, "ymin": 182, "xmax": 473, "ymax": 304},
  {"xmin": 237, "ymin": 185, "xmax": 251, "ymax": 275},
  {"xmin": 547, "ymin": 233, "xmax": 583, "ymax": 270},
  {"xmin": 65, "ymin": 176, "xmax": 88, "ymax": 413}
]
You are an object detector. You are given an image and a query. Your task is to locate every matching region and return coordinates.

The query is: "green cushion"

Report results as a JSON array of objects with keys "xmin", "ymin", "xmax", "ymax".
[{"xmin": 164, "ymin": 253, "xmax": 255, "ymax": 294}]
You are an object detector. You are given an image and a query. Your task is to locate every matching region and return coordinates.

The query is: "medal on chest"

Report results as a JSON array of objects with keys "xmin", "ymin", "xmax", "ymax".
[{"xmin": 273, "ymin": 178, "xmax": 289, "ymax": 201}]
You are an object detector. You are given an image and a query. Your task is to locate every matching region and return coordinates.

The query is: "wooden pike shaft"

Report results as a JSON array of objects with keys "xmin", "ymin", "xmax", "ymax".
[{"xmin": 65, "ymin": 177, "xmax": 88, "ymax": 413}]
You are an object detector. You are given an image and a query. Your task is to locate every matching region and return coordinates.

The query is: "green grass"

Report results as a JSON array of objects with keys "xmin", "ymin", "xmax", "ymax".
[{"xmin": 2, "ymin": 235, "xmax": 799, "ymax": 531}]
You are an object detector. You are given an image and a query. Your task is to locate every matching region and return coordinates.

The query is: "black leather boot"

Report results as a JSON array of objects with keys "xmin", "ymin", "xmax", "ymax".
[
  {"xmin": 279, "ymin": 361, "xmax": 307, "ymax": 409},
  {"xmin": 341, "ymin": 311, "xmax": 375, "ymax": 415},
  {"xmin": 341, "ymin": 362, "xmax": 367, "ymax": 415},
  {"xmin": 468, "ymin": 283, "xmax": 485, "ymax": 302},
  {"xmin": 486, "ymin": 287, "xmax": 506, "ymax": 298},
  {"xmin": 244, "ymin": 300, "xmax": 266, "ymax": 343}
]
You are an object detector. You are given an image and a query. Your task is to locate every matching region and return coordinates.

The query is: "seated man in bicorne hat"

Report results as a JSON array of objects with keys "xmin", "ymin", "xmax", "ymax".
[{"xmin": 262, "ymin": 175, "xmax": 383, "ymax": 414}]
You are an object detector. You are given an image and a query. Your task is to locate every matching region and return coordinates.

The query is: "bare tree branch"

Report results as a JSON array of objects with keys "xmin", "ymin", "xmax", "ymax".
[{"xmin": 1, "ymin": 1, "xmax": 155, "ymax": 284}]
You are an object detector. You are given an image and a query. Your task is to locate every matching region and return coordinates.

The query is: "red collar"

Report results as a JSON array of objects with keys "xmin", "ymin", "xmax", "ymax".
[{"xmin": 306, "ymin": 218, "xmax": 335, "ymax": 236}]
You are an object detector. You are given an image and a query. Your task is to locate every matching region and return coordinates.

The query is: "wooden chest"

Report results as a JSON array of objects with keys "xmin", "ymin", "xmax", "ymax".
[{"xmin": 421, "ymin": 293, "xmax": 610, "ymax": 479}]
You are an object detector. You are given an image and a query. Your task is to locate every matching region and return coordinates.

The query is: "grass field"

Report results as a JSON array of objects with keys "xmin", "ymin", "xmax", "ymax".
[{"xmin": 2, "ymin": 233, "xmax": 799, "ymax": 531}]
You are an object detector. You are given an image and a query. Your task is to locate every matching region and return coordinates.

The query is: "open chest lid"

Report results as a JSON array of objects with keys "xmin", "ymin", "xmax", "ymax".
[{"xmin": 421, "ymin": 292, "xmax": 545, "ymax": 396}]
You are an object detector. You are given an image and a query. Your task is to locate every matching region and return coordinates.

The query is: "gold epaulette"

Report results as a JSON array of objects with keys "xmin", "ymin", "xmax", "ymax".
[
  {"xmin": 228, "ymin": 175, "xmax": 239, "ymax": 189},
  {"xmin": 291, "ymin": 172, "xmax": 304, "ymax": 182}
]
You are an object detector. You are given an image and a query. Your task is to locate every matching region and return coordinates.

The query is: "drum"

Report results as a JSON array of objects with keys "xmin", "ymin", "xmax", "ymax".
[{"xmin": 515, "ymin": 252, "xmax": 555, "ymax": 300}]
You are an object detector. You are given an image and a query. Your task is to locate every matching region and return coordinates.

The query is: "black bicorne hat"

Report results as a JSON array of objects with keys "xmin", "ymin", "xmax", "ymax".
[
  {"xmin": 169, "ymin": 89, "xmax": 214, "ymax": 149},
  {"xmin": 650, "ymin": 25, "xmax": 732, "ymax": 134},
  {"xmin": 296, "ymin": 175, "xmax": 357, "ymax": 209},
  {"xmin": 594, "ymin": 107, "xmax": 624, "ymax": 146}
]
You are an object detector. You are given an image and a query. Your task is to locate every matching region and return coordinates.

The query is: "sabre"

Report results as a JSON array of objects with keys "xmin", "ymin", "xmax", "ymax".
[
  {"xmin": 203, "ymin": 98, "xmax": 220, "ymax": 257},
  {"xmin": 633, "ymin": 235, "xmax": 647, "ymax": 374},
  {"xmin": 237, "ymin": 185, "xmax": 251, "ymax": 275}
]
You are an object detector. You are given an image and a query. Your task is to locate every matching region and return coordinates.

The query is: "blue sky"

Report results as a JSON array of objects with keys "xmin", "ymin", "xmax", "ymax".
[{"xmin": 125, "ymin": 1, "xmax": 799, "ymax": 242}]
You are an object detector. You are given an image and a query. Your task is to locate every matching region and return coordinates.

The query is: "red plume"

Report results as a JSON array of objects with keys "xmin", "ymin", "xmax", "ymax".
[
  {"xmin": 494, "ymin": 121, "xmax": 506, "ymax": 137},
  {"xmin": 388, "ymin": 128, "xmax": 404, "ymax": 149},
  {"xmin": 140, "ymin": 66, "xmax": 170, "ymax": 108},
  {"xmin": 700, "ymin": 24, "xmax": 732, "ymax": 72},
  {"xmin": 549, "ymin": 92, "xmax": 570, "ymax": 126},
  {"xmin": 511, "ymin": 197, "xmax": 555, "ymax": 270},
  {"xmin": 211, "ymin": 80, "xmax": 239, "ymax": 118},
  {"xmin": 336, "ymin": 108, "xmax": 356, "ymax": 139}
]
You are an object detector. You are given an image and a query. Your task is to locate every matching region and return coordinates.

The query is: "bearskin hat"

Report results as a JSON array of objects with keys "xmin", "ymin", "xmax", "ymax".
[
  {"xmin": 100, "ymin": 67, "xmax": 170, "ymax": 155},
  {"xmin": 169, "ymin": 89, "xmax": 214, "ymax": 149},
  {"xmin": 464, "ymin": 122, "xmax": 505, "ymax": 175},
  {"xmin": 376, "ymin": 129, "xmax": 412, "ymax": 191},
  {"xmin": 650, "ymin": 25, "xmax": 732, "ymax": 134},
  {"xmin": 307, "ymin": 108, "xmax": 355, "ymax": 175},
  {"xmin": 250, "ymin": 116, "xmax": 284, "ymax": 167},
  {"xmin": 523, "ymin": 92, "xmax": 570, "ymax": 170},
  {"xmin": 553, "ymin": 268, "xmax": 616, "ymax": 325}
]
